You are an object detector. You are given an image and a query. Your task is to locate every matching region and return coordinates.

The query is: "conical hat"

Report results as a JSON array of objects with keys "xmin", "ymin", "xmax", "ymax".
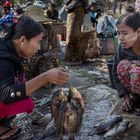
[{"xmin": 25, "ymin": 5, "xmax": 53, "ymax": 23}]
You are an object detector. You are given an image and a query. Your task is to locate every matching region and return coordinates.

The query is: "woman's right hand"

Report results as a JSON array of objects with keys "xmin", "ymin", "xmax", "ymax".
[
  {"xmin": 121, "ymin": 94, "xmax": 133, "ymax": 112},
  {"xmin": 44, "ymin": 67, "xmax": 69, "ymax": 85}
]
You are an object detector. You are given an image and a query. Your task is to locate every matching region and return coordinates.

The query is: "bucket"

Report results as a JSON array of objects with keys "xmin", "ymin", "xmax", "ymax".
[{"xmin": 106, "ymin": 59, "xmax": 115, "ymax": 89}]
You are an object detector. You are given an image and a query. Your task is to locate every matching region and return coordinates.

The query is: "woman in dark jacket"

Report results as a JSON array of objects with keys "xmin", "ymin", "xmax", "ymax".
[
  {"xmin": 0, "ymin": 16, "xmax": 69, "ymax": 139},
  {"xmin": 112, "ymin": 12, "xmax": 140, "ymax": 114}
]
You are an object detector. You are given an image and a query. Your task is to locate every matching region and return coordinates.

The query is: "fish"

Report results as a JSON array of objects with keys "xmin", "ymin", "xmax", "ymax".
[
  {"xmin": 57, "ymin": 101, "xmax": 80, "ymax": 140},
  {"xmin": 50, "ymin": 89, "xmax": 68, "ymax": 121},
  {"xmin": 88, "ymin": 115, "xmax": 123, "ymax": 136},
  {"xmin": 69, "ymin": 86, "xmax": 84, "ymax": 110},
  {"xmin": 50, "ymin": 87, "xmax": 84, "ymax": 140},
  {"xmin": 103, "ymin": 119, "xmax": 132, "ymax": 138}
]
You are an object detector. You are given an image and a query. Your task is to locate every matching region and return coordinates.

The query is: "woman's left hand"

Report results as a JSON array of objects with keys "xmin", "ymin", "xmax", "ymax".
[{"xmin": 121, "ymin": 94, "xmax": 133, "ymax": 112}]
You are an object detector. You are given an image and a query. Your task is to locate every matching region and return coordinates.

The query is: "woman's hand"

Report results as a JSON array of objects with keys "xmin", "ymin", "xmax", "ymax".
[
  {"xmin": 25, "ymin": 67, "xmax": 69, "ymax": 96},
  {"xmin": 121, "ymin": 94, "xmax": 133, "ymax": 112},
  {"xmin": 45, "ymin": 67, "xmax": 69, "ymax": 85}
]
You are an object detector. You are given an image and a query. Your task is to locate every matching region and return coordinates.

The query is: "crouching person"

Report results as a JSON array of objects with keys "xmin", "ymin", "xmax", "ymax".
[
  {"xmin": 112, "ymin": 12, "xmax": 140, "ymax": 115},
  {"xmin": 0, "ymin": 16, "xmax": 69, "ymax": 139}
]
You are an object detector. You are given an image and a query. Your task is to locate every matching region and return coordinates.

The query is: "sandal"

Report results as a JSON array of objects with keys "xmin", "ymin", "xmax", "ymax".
[{"xmin": 0, "ymin": 125, "xmax": 21, "ymax": 140}]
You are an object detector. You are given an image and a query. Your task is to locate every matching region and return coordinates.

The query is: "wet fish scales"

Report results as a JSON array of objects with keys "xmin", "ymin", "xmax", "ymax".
[
  {"xmin": 88, "ymin": 115, "xmax": 123, "ymax": 136},
  {"xmin": 50, "ymin": 87, "xmax": 84, "ymax": 140},
  {"xmin": 104, "ymin": 120, "xmax": 130, "ymax": 138}
]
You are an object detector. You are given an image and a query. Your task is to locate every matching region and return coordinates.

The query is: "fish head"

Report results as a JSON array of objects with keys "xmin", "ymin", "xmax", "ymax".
[{"xmin": 52, "ymin": 89, "xmax": 68, "ymax": 103}]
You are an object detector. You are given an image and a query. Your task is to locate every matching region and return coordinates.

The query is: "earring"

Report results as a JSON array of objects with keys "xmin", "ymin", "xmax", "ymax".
[{"xmin": 21, "ymin": 42, "xmax": 24, "ymax": 47}]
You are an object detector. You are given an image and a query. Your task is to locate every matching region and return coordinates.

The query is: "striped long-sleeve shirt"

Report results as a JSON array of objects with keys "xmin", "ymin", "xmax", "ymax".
[{"xmin": 112, "ymin": 44, "xmax": 140, "ymax": 98}]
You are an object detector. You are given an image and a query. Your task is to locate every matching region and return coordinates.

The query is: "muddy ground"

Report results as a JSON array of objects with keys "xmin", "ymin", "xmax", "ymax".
[{"xmin": 14, "ymin": 56, "xmax": 140, "ymax": 140}]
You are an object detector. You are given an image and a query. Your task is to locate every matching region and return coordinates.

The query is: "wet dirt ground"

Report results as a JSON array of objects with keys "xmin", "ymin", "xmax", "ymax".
[{"xmin": 14, "ymin": 56, "xmax": 140, "ymax": 140}]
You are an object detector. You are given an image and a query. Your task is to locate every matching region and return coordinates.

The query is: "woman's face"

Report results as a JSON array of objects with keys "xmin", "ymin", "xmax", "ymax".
[
  {"xmin": 20, "ymin": 33, "xmax": 43, "ymax": 57},
  {"xmin": 117, "ymin": 23, "xmax": 139, "ymax": 48}
]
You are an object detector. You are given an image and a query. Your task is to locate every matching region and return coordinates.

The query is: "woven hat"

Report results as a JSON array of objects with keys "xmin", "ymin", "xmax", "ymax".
[{"xmin": 25, "ymin": 5, "xmax": 53, "ymax": 23}]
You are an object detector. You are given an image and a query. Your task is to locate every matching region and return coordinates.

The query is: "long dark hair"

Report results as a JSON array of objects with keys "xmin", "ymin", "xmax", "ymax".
[
  {"xmin": 116, "ymin": 12, "xmax": 140, "ymax": 31},
  {"xmin": 5, "ymin": 16, "xmax": 45, "ymax": 40}
]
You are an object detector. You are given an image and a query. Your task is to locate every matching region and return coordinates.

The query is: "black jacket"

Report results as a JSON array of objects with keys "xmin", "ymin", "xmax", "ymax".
[{"xmin": 0, "ymin": 38, "xmax": 27, "ymax": 104}]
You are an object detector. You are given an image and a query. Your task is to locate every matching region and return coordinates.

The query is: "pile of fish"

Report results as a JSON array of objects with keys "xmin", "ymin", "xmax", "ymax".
[
  {"xmin": 50, "ymin": 87, "xmax": 84, "ymax": 140},
  {"xmin": 88, "ymin": 115, "xmax": 133, "ymax": 138}
]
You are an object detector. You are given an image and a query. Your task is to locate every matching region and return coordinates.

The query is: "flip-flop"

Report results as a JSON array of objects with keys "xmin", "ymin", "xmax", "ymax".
[{"xmin": 0, "ymin": 125, "xmax": 22, "ymax": 140}]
